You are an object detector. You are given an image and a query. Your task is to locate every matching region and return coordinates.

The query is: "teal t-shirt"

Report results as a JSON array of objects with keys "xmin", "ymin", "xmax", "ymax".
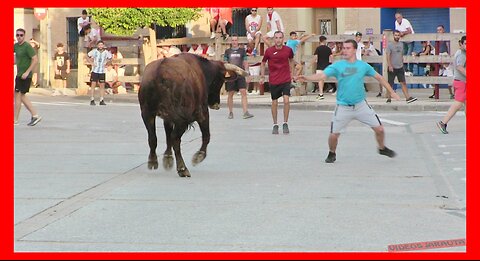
[
  {"xmin": 14, "ymin": 42, "xmax": 36, "ymax": 77},
  {"xmin": 323, "ymin": 60, "xmax": 376, "ymax": 105}
]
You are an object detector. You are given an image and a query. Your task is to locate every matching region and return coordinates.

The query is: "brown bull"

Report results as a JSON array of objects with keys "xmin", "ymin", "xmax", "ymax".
[{"xmin": 138, "ymin": 53, "xmax": 246, "ymax": 177}]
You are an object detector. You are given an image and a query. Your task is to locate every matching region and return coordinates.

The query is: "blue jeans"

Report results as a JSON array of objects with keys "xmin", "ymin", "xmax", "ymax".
[{"xmin": 403, "ymin": 42, "xmax": 415, "ymax": 72}]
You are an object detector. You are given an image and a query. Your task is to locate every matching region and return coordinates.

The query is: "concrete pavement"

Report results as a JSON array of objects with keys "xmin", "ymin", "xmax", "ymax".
[{"xmin": 13, "ymin": 90, "xmax": 466, "ymax": 253}]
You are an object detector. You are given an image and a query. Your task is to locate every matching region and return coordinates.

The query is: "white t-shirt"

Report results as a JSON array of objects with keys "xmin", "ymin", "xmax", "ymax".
[
  {"xmin": 245, "ymin": 14, "xmax": 262, "ymax": 33},
  {"xmin": 356, "ymin": 41, "xmax": 365, "ymax": 60},
  {"xmin": 266, "ymin": 11, "xmax": 284, "ymax": 33},
  {"xmin": 85, "ymin": 28, "xmax": 101, "ymax": 43},
  {"xmin": 395, "ymin": 18, "xmax": 415, "ymax": 34},
  {"xmin": 77, "ymin": 17, "xmax": 90, "ymax": 33}
]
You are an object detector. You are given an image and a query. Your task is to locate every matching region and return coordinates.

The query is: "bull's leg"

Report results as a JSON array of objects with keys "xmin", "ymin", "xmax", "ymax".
[
  {"xmin": 172, "ymin": 123, "xmax": 190, "ymax": 177},
  {"xmin": 162, "ymin": 120, "xmax": 174, "ymax": 170},
  {"xmin": 141, "ymin": 109, "xmax": 158, "ymax": 170},
  {"xmin": 192, "ymin": 115, "xmax": 210, "ymax": 166}
]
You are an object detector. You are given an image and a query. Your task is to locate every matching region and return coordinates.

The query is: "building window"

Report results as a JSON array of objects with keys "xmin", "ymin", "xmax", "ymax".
[
  {"xmin": 230, "ymin": 8, "xmax": 249, "ymax": 36},
  {"xmin": 319, "ymin": 19, "xmax": 332, "ymax": 35}
]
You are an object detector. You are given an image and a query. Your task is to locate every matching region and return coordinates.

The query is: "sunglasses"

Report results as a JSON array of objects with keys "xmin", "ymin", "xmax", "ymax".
[
  {"xmin": 251, "ymin": 10, "xmax": 257, "ymax": 12},
  {"xmin": 16, "ymin": 34, "xmax": 24, "ymax": 37}
]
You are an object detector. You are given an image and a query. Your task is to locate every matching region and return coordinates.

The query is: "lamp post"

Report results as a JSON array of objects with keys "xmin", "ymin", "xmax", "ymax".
[{"xmin": 35, "ymin": 8, "xmax": 51, "ymax": 88}]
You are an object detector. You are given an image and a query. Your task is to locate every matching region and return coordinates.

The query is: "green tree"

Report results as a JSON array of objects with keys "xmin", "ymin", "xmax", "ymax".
[{"xmin": 87, "ymin": 8, "xmax": 202, "ymax": 36}]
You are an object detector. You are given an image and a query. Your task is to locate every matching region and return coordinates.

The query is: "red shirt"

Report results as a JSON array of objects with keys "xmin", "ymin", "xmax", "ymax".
[{"xmin": 262, "ymin": 46, "xmax": 294, "ymax": 85}]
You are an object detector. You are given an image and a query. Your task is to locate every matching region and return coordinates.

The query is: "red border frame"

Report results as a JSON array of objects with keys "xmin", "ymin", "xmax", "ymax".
[{"xmin": 3, "ymin": 1, "xmax": 477, "ymax": 260}]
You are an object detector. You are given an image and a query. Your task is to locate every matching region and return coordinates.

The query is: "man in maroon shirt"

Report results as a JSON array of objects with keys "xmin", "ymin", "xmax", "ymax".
[{"xmin": 260, "ymin": 31, "xmax": 295, "ymax": 134}]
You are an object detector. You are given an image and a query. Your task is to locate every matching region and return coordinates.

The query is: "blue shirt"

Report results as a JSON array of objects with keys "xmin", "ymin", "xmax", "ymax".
[
  {"xmin": 286, "ymin": 39, "xmax": 301, "ymax": 55},
  {"xmin": 323, "ymin": 60, "xmax": 376, "ymax": 105}
]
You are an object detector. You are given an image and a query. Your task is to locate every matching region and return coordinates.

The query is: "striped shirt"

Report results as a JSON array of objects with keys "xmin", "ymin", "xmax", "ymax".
[{"xmin": 88, "ymin": 48, "xmax": 112, "ymax": 74}]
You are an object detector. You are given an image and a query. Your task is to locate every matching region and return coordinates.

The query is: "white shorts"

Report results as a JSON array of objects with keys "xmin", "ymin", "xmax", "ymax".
[
  {"xmin": 330, "ymin": 100, "xmax": 381, "ymax": 133},
  {"xmin": 266, "ymin": 31, "xmax": 276, "ymax": 38},
  {"xmin": 247, "ymin": 31, "xmax": 262, "ymax": 41},
  {"xmin": 249, "ymin": 65, "xmax": 260, "ymax": 76}
]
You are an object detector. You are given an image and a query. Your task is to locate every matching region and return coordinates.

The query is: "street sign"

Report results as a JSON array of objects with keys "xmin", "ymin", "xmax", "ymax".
[{"xmin": 34, "ymin": 8, "xmax": 48, "ymax": 20}]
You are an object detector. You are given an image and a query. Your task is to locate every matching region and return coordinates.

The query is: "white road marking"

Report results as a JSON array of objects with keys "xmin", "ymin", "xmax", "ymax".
[
  {"xmin": 438, "ymin": 144, "xmax": 466, "ymax": 148},
  {"xmin": 443, "ymin": 151, "xmax": 451, "ymax": 155},
  {"xmin": 379, "ymin": 118, "xmax": 408, "ymax": 126}
]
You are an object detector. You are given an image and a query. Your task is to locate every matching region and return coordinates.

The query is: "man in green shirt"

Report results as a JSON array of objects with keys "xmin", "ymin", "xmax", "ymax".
[{"xmin": 14, "ymin": 28, "xmax": 42, "ymax": 126}]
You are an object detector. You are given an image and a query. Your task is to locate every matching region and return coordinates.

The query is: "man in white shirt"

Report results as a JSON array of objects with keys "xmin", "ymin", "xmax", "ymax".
[
  {"xmin": 77, "ymin": 9, "xmax": 90, "ymax": 36},
  {"xmin": 245, "ymin": 8, "xmax": 262, "ymax": 56},
  {"xmin": 394, "ymin": 12, "xmax": 415, "ymax": 55},
  {"xmin": 262, "ymin": 8, "xmax": 284, "ymax": 48}
]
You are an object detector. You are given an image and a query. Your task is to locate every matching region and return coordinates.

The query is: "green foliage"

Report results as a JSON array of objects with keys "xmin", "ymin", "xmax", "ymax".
[{"xmin": 87, "ymin": 8, "xmax": 202, "ymax": 36}]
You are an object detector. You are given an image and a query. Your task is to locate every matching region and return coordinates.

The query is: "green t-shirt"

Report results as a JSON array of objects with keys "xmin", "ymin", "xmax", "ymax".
[{"xmin": 14, "ymin": 42, "xmax": 36, "ymax": 78}]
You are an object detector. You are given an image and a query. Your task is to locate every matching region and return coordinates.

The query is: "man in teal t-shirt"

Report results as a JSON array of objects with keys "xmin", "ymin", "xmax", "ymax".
[
  {"xmin": 14, "ymin": 28, "xmax": 42, "ymax": 126},
  {"xmin": 297, "ymin": 39, "xmax": 400, "ymax": 163}
]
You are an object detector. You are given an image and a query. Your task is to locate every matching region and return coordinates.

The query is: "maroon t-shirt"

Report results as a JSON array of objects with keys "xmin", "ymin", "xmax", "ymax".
[{"xmin": 262, "ymin": 45, "xmax": 294, "ymax": 85}]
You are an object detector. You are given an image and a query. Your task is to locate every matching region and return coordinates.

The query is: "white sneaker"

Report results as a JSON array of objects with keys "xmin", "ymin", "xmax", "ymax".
[{"xmin": 210, "ymin": 32, "xmax": 216, "ymax": 39}]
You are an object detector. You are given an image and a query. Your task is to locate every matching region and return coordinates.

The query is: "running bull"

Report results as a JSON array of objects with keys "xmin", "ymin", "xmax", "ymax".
[{"xmin": 138, "ymin": 53, "xmax": 247, "ymax": 177}]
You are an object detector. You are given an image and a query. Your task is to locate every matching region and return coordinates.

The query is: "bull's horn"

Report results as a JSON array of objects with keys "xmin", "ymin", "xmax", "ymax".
[{"xmin": 224, "ymin": 63, "xmax": 248, "ymax": 77}]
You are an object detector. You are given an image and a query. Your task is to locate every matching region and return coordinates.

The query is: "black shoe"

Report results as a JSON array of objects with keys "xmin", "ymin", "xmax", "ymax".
[
  {"xmin": 27, "ymin": 116, "xmax": 42, "ymax": 126},
  {"xmin": 272, "ymin": 125, "xmax": 279, "ymax": 135},
  {"xmin": 429, "ymin": 94, "xmax": 435, "ymax": 99},
  {"xmin": 90, "ymin": 100, "xmax": 96, "ymax": 106},
  {"xmin": 99, "ymin": 100, "xmax": 107, "ymax": 106},
  {"xmin": 379, "ymin": 146, "xmax": 396, "ymax": 158},
  {"xmin": 386, "ymin": 98, "xmax": 391, "ymax": 103},
  {"xmin": 406, "ymin": 96, "xmax": 418, "ymax": 103},
  {"xmin": 325, "ymin": 151, "xmax": 336, "ymax": 163},
  {"xmin": 376, "ymin": 92, "xmax": 382, "ymax": 97},
  {"xmin": 282, "ymin": 123, "xmax": 289, "ymax": 134},
  {"xmin": 436, "ymin": 121, "xmax": 448, "ymax": 134}
]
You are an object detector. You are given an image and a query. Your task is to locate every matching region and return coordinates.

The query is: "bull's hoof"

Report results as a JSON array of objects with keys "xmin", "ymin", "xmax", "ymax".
[
  {"xmin": 209, "ymin": 103, "xmax": 220, "ymax": 110},
  {"xmin": 177, "ymin": 167, "xmax": 191, "ymax": 178},
  {"xmin": 162, "ymin": 154, "xmax": 174, "ymax": 170},
  {"xmin": 192, "ymin": 151, "xmax": 206, "ymax": 166},
  {"xmin": 147, "ymin": 160, "xmax": 159, "ymax": 170}
]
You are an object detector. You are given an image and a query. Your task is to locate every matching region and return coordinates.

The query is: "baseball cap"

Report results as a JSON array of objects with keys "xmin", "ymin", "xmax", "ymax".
[{"xmin": 355, "ymin": 32, "xmax": 362, "ymax": 36}]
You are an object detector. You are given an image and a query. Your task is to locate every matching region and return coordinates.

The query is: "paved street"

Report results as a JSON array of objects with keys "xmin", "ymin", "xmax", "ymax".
[{"xmin": 13, "ymin": 90, "xmax": 466, "ymax": 252}]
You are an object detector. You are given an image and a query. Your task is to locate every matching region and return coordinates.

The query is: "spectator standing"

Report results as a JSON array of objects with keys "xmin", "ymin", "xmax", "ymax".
[
  {"xmin": 245, "ymin": 8, "xmax": 262, "ymax": 56},
  {"xmin": 431, "ymin": 24, "xmax": 454, "ymax": 99},
  {"xmin": 310, "ymin": 35, "xmax": 332, "ymax": 99},
  {"xmin": 29, "ymin": 38, "xmax": 40, "ymax": 88},
  {"xmin": 262, "ymin": 8, "xmax": 284, "ymax": 48},
  {"xmin": 77, "ymin": 9, "xmax": 90, "ymax": 36},
  {"xmin": 296, "ymin": 39, "xmax": 401, "ymax": 163},
  {"xmin": 52, "ymin": 42, "xmax": 71, "ymax": 96},
  {"xmin": 87, "ymin": 40, "xmax": 112, "ymax": 105},
  {"xmin": 395, "ymin": 12, "xmax": 415, "ymax": 72},
  {"xmin": 354, "ymin": 32, "xmax": 365, "ymax": 61},
  {"xmin": 14, "ymin": 28, "xmax": 42, "ymax": 126},
  {"xmin": 436, "ymin": 36, "xmax": 466, "ymax": 134},
  {"xmin": 223, "ymin": 34, "xmax": 254, "ymax": 119},
  {"xmin": 385, "ymin": 30, "xmax": 417, "ymax": 104},
  {"xmin": 260, "ymin": 31, "xmax": 294, "ymax": 134}
]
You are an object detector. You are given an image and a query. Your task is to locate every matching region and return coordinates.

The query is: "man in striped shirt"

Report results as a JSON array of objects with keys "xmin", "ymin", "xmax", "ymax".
[{"xmin": 87, "ymin": 40, "xmax": 112, "ymax": 105}]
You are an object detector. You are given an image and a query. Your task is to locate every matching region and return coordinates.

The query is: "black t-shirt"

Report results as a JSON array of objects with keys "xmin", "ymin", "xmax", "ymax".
[{"xmin": 314, "ymin": 45, "xmax": 332, "ymax": 70}]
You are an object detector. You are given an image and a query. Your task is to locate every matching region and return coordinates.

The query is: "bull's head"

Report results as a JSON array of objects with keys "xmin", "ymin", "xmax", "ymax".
[{"xmin": 207, "ymin": 62, "xmax": 248, "ymax": 110}]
